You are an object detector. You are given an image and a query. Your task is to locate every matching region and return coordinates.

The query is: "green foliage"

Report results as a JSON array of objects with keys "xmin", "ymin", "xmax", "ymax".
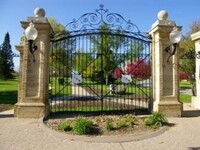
[
  {"xmin": 106, "ymin": 118, "xmax": 114, "ymax": 131},
  {"xmin": 144, "ymin": 112, "xmax": 167, "ymax": 129},
  {"xmin": 73, "ymin": 117, "xmax": 93, "ymax": 135},
  {"xmin": 0, "ymin": 32, "xmax": 14, "ymax": 79},
  {"xmin": 51, "ymin": 48, "xmax": 72, "ymax": 77},
  {"xmin": 48, "ymin": 17, "xmax": 67, "ymax": 35},
  {"xmin": 116, "ymin": 114, "xmax": 135, "ymax": 128},
  {"xmin": 179, "ymin": 20, "xmax": 200, "ymax": 96},
  {"xmin": 179, "ymin": 50, "xmax": 195, "ymax": 91},
  {"xmin": 89, "ymin": 23, "xmax": 145, "ymax": 85},
  {"xmin": 58, "ymin": 122, "xmax": 72, "ymax": 131},
  {"xmin": 73, "ymin": 50, "xmax": 93, "ymax": 76},
  {"xmin": 49, "ymin": 18, "xmax": 74, "ymax": 78},
  {"xmin": 89, "ymin": 23, "xmax": 127, "ymax": 84},
  {"xmin": 124, "ymin": 114, "xmax": 135, "ymax": 126},
  {"xmin": 116, "ymin": 119, "xmax": 127, "ymax": 128}
]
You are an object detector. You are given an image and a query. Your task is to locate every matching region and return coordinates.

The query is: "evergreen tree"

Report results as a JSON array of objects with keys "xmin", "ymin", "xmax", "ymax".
[{"xmin": 0, "ymin": 32, "xmax": 14, "ymax": 79}]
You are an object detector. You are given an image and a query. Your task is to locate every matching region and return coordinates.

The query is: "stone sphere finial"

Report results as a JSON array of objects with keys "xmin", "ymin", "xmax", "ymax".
[
  {"xmin": 157, "ymin": 10, "xmax": 168, "ymax": 21},
  {"xmin": 34, "ymin": 8, "xmax": 45, "ymax": 17}
]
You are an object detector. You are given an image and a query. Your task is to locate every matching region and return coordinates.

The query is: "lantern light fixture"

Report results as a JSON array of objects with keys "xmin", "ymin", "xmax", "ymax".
[
  {"xmin": 25, "ymin": 21, "xmax": 38, "ymax": 62},
  {"xmin": 165, "ymin": 26, "xmax": 182, "ymax": 63}
]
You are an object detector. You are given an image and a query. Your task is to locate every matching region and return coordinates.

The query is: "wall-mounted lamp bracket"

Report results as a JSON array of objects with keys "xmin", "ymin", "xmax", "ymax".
[
  {"xmin": 28, "ymin": 40, "xmax": 38, "ymax": 62},
  {"xmin": 165, "ymin": 43, "xmax": 178, "ymax": 63}
]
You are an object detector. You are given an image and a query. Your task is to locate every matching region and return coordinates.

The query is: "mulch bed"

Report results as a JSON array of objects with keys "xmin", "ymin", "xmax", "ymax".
[{"xmin": 45, "ymin": 114, "xmax": 155, "ymax": 136}]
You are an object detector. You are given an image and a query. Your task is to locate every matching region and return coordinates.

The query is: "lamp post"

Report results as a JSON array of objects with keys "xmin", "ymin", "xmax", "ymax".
[
  {"xmin": 165, "ymin": 26, "xmax": 182, "ymax": 63},
  {"xmin": 25, "ymin": 22, "xmax": 38, "ymax": 62}
]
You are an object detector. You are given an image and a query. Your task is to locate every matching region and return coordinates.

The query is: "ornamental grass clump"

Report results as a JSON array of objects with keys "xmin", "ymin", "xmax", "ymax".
[
  {"xmin": 116, "ymin": 119, "xmax": 127, "ymax": 128},
  {"xmin": 124, "ymin": 114, "xmax": 135, "ymax": 126},
  {"xmin": 73, "ymin": 117, "xmax": 93, "ymax": 135},
  {"xmin": 144, "ymin": 112, "xmax": 167, "ymax": 129},
  {"xmin": 57, "ymin": 122, "xmax": 72, "ymax": 132},
  {"xmin": 106, "ymin": 118, "xmax": 114, "ymax": 131}
]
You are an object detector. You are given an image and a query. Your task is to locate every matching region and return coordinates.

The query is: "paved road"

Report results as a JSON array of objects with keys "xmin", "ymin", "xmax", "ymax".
[{"xmin": 0, "ymin": 104, "xmax": 200, "ymax": 150}]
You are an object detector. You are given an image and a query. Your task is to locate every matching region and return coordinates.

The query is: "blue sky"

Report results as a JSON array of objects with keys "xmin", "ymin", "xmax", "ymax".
[{"xmin": 0, "ymin": 0, "xmax": 199, "ymax": 70}]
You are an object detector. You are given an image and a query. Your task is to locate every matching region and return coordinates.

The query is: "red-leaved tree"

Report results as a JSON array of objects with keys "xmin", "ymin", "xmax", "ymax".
[
  {"xmin": 179, "ymin": 71, "xmax": 189, "ymax": 80},
  {"xmin": 113, "ymin": 67, "xmax": 122, "ymax": 79},
  {"xmin": 126, "ymin": 59, "xmax": 151, "ymax": 79}
]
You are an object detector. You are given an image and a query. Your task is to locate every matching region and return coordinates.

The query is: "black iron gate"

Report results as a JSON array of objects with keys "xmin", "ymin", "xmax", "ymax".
[{"xmin": 49, "ymin": 5, "xmax": 152, "ymax": 114}]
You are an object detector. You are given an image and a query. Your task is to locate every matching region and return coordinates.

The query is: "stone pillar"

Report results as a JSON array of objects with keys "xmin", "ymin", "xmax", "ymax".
[
  {"xmin": 148, "ymin": 10, "xmax": 183, "ymax": 117},
  {"xmin": 14, "ymin": 8, "xmax": 53, "ymax": 118},
  {"xmin": 191, "ymin": 31, "xmax": 200, "ymax": 109}
]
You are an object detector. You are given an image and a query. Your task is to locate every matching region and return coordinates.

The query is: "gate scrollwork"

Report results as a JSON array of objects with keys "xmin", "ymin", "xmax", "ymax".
[{"xmin": 65, "ymin": 4, "xmax": 140, "ymax": 33}]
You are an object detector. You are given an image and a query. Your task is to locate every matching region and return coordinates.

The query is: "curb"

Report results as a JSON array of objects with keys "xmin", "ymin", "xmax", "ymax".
[{"xmin": 38, "ymin": 117, "xmax": 169, "ymax": 143}]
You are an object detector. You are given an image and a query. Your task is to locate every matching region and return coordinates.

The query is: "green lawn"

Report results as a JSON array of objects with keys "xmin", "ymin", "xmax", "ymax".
[
  {"xmin": 49, "ymin": 77, "xmax": 72, "ymax": 97},
  {"xmin": 180, "ymin": 80, "xmax": 192, "ymax": 103},
  {"xmin": 180, "ymin": 80, "xmax": 192, "ymax": 89},
  {"xmin": 0, "ymin": 79, "xmax": 18, "ymax": 104},
  {"xmin": 0, "ymin": 78, "xmax": 193, "ymax": 105},
  {"xmin": 50, "ymin": 77, "xmax": 150, "ymax": 97},
  {"xmin": 180, "ymin": 93, "xmax": 191, "ymax": 103}
]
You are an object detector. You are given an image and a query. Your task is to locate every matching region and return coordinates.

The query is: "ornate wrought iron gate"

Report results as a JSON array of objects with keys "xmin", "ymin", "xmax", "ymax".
[{"xmin": 49, "ymin": 5, "xmax": 152, "ymax": 114}]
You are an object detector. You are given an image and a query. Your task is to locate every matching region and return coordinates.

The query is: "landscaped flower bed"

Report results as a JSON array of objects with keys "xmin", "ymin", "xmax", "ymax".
[{"xmin": 45, "ymin": 112, "xmax": 168, "ymax": 136}]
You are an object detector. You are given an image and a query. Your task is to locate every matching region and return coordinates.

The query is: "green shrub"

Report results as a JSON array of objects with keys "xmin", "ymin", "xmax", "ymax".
[
  {"xmin": 124, "ymin": 114, "xmax": 135, "ymax": 126},
  {"xmin": 106, "ymin": 119, "xmax": 114, "ymax": 131},
  {"xmin": 58, "ymin": 122, "xmax": 72, "ymax": 132},
  {"xmin": 144, "ymin": 112, "xmax": 167, "ymax": 129},
  {"xmin": 116, "ymin": 119, "xmax": 127, "ymax": 128},
  {"xmin": 73, "ymin": 117, "xmax": 93, "ymax": 135},
  {"xmin": 116, "ymin": 114, "xmax": 135, "ymax": 128}
]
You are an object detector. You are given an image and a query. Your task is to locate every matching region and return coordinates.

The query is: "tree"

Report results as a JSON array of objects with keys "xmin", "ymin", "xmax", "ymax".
[
  {"xmin": 49, "ymin": 18, "xmax": 74, "ymax": 77},
  {"xmin": 126, "ymin": 59, "xmax": 151, "ymax": 79},
  {"xmin": 73, "ymin": 49, "xmax": 93, "ymax": 77},
  {"xmin": 48, "ymin": 17, "xmax": 67, "ymax": 35},
  {"xmin": 179, "ymin": 71, "xmax": 189, "ymax": 81},
  {"xmin": 90, "ymin": 23, "xmax": 128, "ymax": 84},
  {"xmin": 0, "ymin": 32, "xmax": 14, "ymax": 79},
  {"xmin": 113, "ymin": 67, "xmax": 123, "ymax": 79},
  {"xmin": 51, "ymin": 48, "xmax": 71, "ymax": 77},
  {"xmin": 188, "ymin": 20, "xmax": 200, "ymax": 34},
  {"xmin": 179, "ymin": 19, "xmax": 200, "ymax": 96}
]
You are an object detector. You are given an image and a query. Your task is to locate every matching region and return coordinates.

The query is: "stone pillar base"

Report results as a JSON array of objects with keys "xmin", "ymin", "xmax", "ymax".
[
  {"xmin": 192, "ymin": 96, "xmax": 200, "ymax": 109},
  {"xmin": 154, "ymin": 101, "xmax": 183, "ymax": 117},
  {"xmin": 14, "ymin": 102, "xmax": 49, "ymax": 118}
]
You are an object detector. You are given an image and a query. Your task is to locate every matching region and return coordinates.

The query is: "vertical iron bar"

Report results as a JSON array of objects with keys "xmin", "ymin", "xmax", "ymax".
[
  {"xmin": 55, "ymin": 41, "xmax": 58, "ymax": 112},
  {"xmin": 101, "ymin": 33, "xmax": 103, "ymax": 113},
  {"xmin": 85, "ymin": 35, "xmax": 88, "ymax": 112},
  {"xmin": 62, "ymin": 40, "xmax": 64, "ymax": 112},
  {"xmin": 50, "ymin": 41, "xmax": 53, "ymax": 113}
]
